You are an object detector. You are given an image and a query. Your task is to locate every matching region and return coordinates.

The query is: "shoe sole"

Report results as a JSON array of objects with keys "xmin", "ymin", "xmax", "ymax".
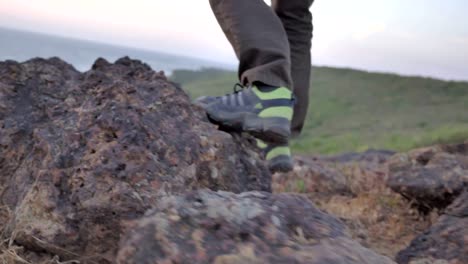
[
  {"xmin": 268, "ymin": 155, "xmax": 293, "ymax": 173},
  {"xmin": 207, "ymin": 111, "xmax": 290, "ymax": 144}
]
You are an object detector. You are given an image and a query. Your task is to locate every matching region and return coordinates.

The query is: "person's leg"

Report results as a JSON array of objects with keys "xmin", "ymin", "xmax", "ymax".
[
  {"xmin": 272, "ymin": 0, "xmax": 314, "ymax": 137},
  {"xmin": 209, "ymin": 0, "xmax": 292, "ymax": 89},
  {"xmin": 200, "ymin": 0, "xmax": 296, "ymax": 172}
]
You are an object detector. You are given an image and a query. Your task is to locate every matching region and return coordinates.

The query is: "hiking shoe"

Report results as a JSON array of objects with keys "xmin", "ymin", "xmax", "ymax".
[
  {"xmin": 194, "ymin": 84, "xmax": 294, "ymax": 144},
  {"xmin": 257, "ymin": 139, "xmax": 293, "ymax": 173}
]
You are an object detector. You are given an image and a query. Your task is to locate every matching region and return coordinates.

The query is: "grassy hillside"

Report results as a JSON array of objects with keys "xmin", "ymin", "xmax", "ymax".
[{"xmin": 171, "ymin": 67, "xmax": 468, "ymax": 155}]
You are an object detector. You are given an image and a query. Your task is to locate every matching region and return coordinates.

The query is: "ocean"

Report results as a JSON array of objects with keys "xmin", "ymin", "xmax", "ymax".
[{"xmin": 0, "ymin": 27, "xmax": 232, "ymax": 74}]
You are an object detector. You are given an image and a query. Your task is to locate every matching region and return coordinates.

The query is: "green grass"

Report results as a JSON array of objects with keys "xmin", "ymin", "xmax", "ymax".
[{"xmin": 171, "ymin": 67, "xmax": 468, "ymax": 155}]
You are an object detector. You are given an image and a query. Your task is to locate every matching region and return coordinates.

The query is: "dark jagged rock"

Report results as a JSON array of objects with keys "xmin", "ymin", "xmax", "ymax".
[
  {"xmin": 0, "ymin": 57, "xmax": 270, "ymax": 262},
  {"xmin": 389, "ymin": 143, "xmax": 468, "ymax": 263},
  {"xmin": 396, "ymin": 190, "xmax": 468, "ymax": 264},
  {"xmin": 387, "ymin": 142, "xmax": 468, "ymax": 212},
  {"xmin": 117, "ymin": 190, "xmax": 395, "ymax": 264}
]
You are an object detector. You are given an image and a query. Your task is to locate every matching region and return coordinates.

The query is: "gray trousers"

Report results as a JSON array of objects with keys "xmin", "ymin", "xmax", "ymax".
[{"xmin": 210, "ymin": 0, "xmax": 314, "ymax": 136}]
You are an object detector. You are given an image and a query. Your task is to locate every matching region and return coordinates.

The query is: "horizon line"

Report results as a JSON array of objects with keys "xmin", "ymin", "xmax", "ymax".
[{"xmin": 2, "ymin": 25, "xmax": 467, "ymax": 83}]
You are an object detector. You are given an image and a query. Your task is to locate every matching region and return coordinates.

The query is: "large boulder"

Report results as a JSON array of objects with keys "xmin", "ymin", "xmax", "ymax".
[
  {"xmin": 387, "ymin": 142, "xmax": 468, "ymax": 212},
  {"xmin": 0, "ymin": 57, "xmax": 270, "ymax": 262},
  {"xmin": 117, "ymin": 190, "xmax": 395, "ymax": 264},
  {"xmin": 396, "ymin": 190, "xmax": 468, "ymax": 264}
]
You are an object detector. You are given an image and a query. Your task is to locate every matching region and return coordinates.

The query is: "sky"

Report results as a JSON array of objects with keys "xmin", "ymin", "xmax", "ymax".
[{"xmin": 1, "ymin": 0, "xmax": 467, "ymax": 81}]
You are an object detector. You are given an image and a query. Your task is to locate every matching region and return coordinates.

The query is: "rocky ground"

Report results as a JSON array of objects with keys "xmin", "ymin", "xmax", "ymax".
[
  {"xmin": 274, "ymin": 143, "xmax": 467, "ymax": 264},
  {"xmin": 0, "ymin": 57, "xmax": 466, "ymax": 263}
]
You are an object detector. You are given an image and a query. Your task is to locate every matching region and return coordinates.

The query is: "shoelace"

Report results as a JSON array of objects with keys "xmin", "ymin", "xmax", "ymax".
[
  {"xmin": 232, "ymin": 83, "xmax": 248, "ymax": 94},
  {"xmin": 216, "ymin": 83, "xmax": 251, "ymax": 106},
  {"xmin": 228, "ymin": 83, "xmax": 297, "ymax": 105}
]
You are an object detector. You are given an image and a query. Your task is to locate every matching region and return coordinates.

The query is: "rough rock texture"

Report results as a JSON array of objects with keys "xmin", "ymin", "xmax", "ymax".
[
  {"xmin": 2, "ymin": 56, "xmax": 464, "ymax": 263},
  {"xmin": 274, "ymin": 153, "xmax": 431, "ymax": 260},
  {"xmin": 387, "ymin": 143, "xmax": 468, "ymax": 264},
  {"xmin": 273, "ymin": 156, "xmax": 352, "ymax": 199},
  {"xmin": 0, "ymin": 57, "xmax": 270, "ymax": 262},
  {"xmin": 117, "ymin": 190, "xmax": 395, "ymax": 264},
  {"xmin": 396, "ymin": 190, "xmax": 468, "ymax": 264},
  {"xmin": 275, "ymin": 150, "xmax": 394, "ymax": 200},
  {"xmin": 283, "ymin": 146, "xmax": 467, "ymax": 263},
  {"xmin": 387, "ymin": 142, "xmax": 468, "ymax": 211}
]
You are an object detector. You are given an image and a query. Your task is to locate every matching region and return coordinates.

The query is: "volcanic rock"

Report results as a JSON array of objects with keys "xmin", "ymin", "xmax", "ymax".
[
  {"xmin": 387, "ymin": 142, "xmax": 468, "ymax": 212},
  {"xmin": 117, "ymin": 189, "xmax": 395, "ymax": 264},
  {"xmin": 0, "ymin": 57, "xmax": 270, "ymax": 262},
  {"xmin": 396, "ymin": 190, "xmax": 468, "ymax": 264}
]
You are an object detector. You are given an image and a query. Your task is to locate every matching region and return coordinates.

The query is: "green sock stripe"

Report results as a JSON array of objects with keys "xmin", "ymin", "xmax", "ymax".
[
  {"xmin": 266, "ymin": 146, "xmax": 291, "ymax": 160},
  {"xmin": 256, "ymin": 139, "xmax": 268, "ymax": 149},
  {"xmin": 252, "ymin": 86, "xmax": 292, "ymax": 100},
  {"xmin": 259, "ymin": 106, "xmax": 293, "ymax": 120}
]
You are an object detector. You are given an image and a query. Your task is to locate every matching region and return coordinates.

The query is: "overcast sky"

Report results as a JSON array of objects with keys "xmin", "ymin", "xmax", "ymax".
[{"xmin": 1, "ymin": 0, "xmax": 467, "ymax": 80}]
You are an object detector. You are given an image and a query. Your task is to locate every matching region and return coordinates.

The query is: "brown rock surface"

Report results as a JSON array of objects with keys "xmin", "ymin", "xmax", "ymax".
[
  {"xmin": 396, "ymin": 190, "xmax": 468, "ymax": 264},
  {"xmin": 117, "ymin": 190, "xmax": 395, "ymax": 264},
  {"xmin": 0, "ymin": 57, "xmax": 269, "ymax": 262},
  {"xmin": 273, "ymin": 151, "xmax": 432, "ymax": 260},
  {"xmin": 387, "ymin": 142, "xmax": 468, "ymax": 211},
  {"xmin": 272, "ymin": 156, "xmax": 352, "ymax": 199},
  {"xmin": 1, "ymin": 56, "xmax": 464, "ymax": 263}
]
